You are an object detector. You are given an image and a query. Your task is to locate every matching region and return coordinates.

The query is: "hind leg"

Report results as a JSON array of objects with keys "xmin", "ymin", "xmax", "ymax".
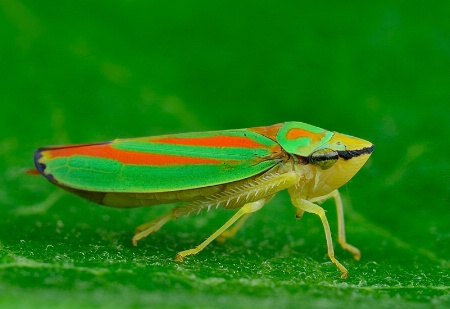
[
  {"xmin": 216, "ymin": 213, "xmax": 251, "ymax": 243},
  {"xmin": 216, "ymin": 195, "xmax": 275, "ymax": 242},
  {"xmin": 174, "ymin": 198, "xmax": 267, "ymax": 262},
  {"xmin": 132, "ymin": 212, "xmax": 173, "ymax": 246},
  {"xmin": 132, "ymin": 203, "xmax": 200, "ymax": 246}
]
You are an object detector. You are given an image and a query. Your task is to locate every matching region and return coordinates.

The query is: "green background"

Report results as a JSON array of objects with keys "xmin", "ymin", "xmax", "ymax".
[{"xmin": 1, "ymin": 1, "xmax": 449, "ymax": 308}]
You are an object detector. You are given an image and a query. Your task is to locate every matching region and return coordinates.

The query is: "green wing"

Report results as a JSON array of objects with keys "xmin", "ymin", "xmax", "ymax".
[{"xmin": 35, "ymin": 129, "xmax": 284, "ymax": 193}]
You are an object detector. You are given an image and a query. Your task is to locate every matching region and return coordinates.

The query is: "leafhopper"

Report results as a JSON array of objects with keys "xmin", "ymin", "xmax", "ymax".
[{"xmin": 34, "ymin": 122, "xmax": 374, "ymax": 278}]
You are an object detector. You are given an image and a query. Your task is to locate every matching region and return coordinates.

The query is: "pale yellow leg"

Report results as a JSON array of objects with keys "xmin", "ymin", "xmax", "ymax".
[
  {"xmin": 174, "ymin": 198, "xmax": 266, "ymax": 262},
  {"xmin": 291, "ymin": 196, "xmax": 348, "ymax": 279},
  {"xmin": 133, "ymin": 171, "xmax": 297, "ymax": 248},
  {"xmin": 310, "ymin": 190, "xmax": 360, "ymax": 260},
  {"xmin": 216, "ymin": 194, "xmax": 275, "ymax": 242},
  {"xmin": 132, "ymin": 212, "xmax": 174, "ymax": 246},
  {"xmin": 216, "ymin": 213, "xmax": 251, "ymax": 243},
  {"xmin": 333, "ymin": 191, "xmax": 361, "ymax": 260},
  {"xmin": 132, "ymin": 204, "xmax": 196, "ymax": 246}
]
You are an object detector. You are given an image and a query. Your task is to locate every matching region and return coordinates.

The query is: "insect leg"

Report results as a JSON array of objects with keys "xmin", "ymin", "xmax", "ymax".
[
  {"xmin": 290, "ymin": 196, "xmax": 348, "ymax": 279},
  {"xmin": 174, "ymin": 198, "xmax": 267, "ymax": 262},
  {"xmin": 132, "ymin": 212, "xmax": 174, "ymax": 246},
  {"xmin": 310, "ymin": 190, "xmax": 360, "ymax": 260},
  {"xmin": 215, "ymin": 213, "xmax": 251, "ymax": 243},
  {"xmin": 132, "ymin": 203, "xmax": 202, "ymax": 246},
  {"xmin": 216, "ymin": 194, "xmax": 275, "ymax": 242}
]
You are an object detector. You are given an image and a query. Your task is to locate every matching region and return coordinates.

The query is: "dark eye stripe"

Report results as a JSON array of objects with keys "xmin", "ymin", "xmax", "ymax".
[
  {"xmin": 337, "ymin": 145, "xmax": 374, "ymax": 160},
  {"xmin": 311, "ymin": 152, "xmax": 338, "ymax": 162}
]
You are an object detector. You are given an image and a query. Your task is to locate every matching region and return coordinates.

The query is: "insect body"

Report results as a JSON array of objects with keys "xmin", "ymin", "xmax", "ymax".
[{"xmin": 34, "ymin": 122, "xmax": 374, "ymax": 278}]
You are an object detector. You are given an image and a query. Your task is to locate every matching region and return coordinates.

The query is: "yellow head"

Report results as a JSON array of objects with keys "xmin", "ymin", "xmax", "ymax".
[
  {"xmin": 304, "ymin": 131, "xmax": 374, "ymax": 197},
  {"xmin": 265, "ymin": 122, "xmax": 373, "ymax": 198}
]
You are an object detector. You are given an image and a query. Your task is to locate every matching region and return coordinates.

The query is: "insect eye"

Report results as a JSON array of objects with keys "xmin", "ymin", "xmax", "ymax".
[{"xmin": 309, "ymin": 148, "xmax": 339, "ymax": 170}]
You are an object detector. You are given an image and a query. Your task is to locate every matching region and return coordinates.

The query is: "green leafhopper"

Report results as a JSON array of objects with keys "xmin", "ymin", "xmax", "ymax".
[{"xmin": 34, "ymin": 121, "xmax": 374, "ymax": 278}]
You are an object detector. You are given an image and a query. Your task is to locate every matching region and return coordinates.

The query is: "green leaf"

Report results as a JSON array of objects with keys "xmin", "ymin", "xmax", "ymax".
[{"xmin": 1, "ymin": 1, "xmax": 449, "ymax": 308}]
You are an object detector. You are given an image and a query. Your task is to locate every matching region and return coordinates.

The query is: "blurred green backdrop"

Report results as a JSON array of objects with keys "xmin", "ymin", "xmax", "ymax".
[{"xmin": 1, "ymin": 0, "xmax": 449, "ymax": 308}]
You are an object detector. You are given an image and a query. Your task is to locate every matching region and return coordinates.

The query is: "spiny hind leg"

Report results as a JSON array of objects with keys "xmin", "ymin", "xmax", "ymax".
[
  {"xmin": 310, "ymin": 190, "xmax": 360, "ymax": 260},
  {"xmin": 134, "ymin": 171, "xmax": 297, "ymax": 249},
  {"xmin": 291, "ymin": 196, "xmax": 348, "ymax": 279},
  {"xmin": 174, "ymin": 198, "xmax": 267, "ymax": 262},
  {"xmin": 132, "ymin": 204, "xmax": 199, "ymax": 246}
]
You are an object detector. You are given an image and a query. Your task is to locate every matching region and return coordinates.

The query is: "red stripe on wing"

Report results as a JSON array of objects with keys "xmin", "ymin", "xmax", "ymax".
[
  {"xmin": 45, "ymin": 144, "xmax": 222, "ymax": 166},
  {"xmin": 151, "ymin": 135, "xmax": 267, "ymax": 148}
]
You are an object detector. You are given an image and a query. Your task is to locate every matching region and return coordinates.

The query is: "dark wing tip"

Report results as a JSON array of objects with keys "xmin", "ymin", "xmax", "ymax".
[
  {"xmin": 33, "ymin": 148, "xmax": 58, "ymax": 184},
  {"xmin": 32, "ymin": 141, "xmax": 113, "ymax": 184},
  {"xmin": 33, "ymin": 149, "xmax": 45, "ymax": 174}
]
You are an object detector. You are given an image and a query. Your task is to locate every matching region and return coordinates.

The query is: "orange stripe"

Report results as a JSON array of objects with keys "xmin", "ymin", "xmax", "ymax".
[
  {"xmin": 286, "ymin": 128, "xmax": 320, "ymax": 140},
  {"xmin": 248, "ymin": 123, "xmax": 283, "ymax": 141},
  {"xmin": 151, "ymin": 135, "xmax": 266, "ymax": 148},
  {"xmin": 46, "ymin": 144, "xmax": 221, "ymax": 166}
]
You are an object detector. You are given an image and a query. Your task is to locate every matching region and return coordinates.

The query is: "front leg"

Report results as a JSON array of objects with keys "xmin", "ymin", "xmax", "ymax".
[
  {"xmin": 310, "ymin": 190, "xmax": 361, "ymax": 260},
  {"xmin": 290, "ymin": 195, "xmax": 349, "ymax": 279}
]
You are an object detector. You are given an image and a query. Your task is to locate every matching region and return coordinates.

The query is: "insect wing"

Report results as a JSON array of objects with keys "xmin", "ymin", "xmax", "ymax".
[{"xmin": 35, "ymin": 129, "xmax": 284, "ymax": 193}]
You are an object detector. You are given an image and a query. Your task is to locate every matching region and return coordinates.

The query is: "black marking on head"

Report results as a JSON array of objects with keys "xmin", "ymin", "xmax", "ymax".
[
  {"xmin": 337, "ymin": 144, "xmax": 374, "ymax": 160},
  {"xmin": 310, "ymin": 151, "xmax": 339, "ymax": 163},
  {"xmin": 309, "ymin": 149, "xmax": 339, "ymax": 170}
]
